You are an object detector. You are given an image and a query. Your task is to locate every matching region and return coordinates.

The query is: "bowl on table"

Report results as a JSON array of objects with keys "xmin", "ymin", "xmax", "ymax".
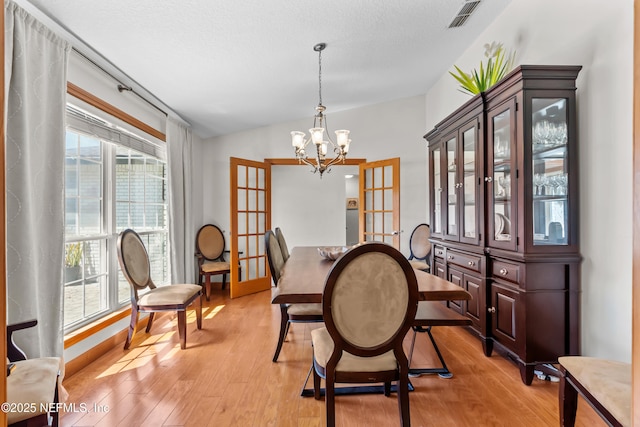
[{"xmin": 317, "ymin": 246, "xmax": 350, "ymax": 260}]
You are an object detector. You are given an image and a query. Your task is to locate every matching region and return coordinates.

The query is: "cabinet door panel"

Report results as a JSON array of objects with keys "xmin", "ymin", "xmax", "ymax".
[
  {"xmin": 434, "ymin": 260, "xmax": 446, "ymax": 279},
  {"xmin": 447, "ymin": 268, "xmax": 463, "ymax": 313},
  {"xmin": 429, "ymin": 144, "xmax": 444, "ymax": 238},
  {"xmin": 491, "ymin": 283, "xmax": 519, "ymax": 352},
  {"xmin": 444, "ymin": 133, "xmax": 458, "ymax": 240},
  {"xmin": 464, "ymin": 275, "xmax": 482, "ymax": 325}
]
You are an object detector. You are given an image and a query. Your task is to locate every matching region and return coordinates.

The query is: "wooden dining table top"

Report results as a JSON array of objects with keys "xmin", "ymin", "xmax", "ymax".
[{"xmin": 271, "ymin": 246, "xmax": 472, "ymax": 305}]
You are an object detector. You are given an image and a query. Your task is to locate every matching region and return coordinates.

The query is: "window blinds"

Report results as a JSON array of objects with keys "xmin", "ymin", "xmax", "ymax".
[{"xmin": 66, "ymin": 104, "xmax": 166, "ymax": 160}]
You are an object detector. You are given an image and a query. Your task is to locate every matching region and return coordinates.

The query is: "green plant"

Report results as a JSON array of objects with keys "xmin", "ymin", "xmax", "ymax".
[
  {"xmin": 65, "ymin": 242, "xmax": 83, "ymax": 267},
  {"xmin": 449, "ymin": 42, "xmax": 516, "ymax": 95}
]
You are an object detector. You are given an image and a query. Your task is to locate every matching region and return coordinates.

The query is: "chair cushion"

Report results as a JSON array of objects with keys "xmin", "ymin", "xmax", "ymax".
[
  {"xmin": 311, "ymin": 327, "xmax": 397, "ymax": 373},
  {"xmin": 287, "ymin": 303, "xmax": 323, "ymax": 316},
  {"xmin": 7, "ymin": 357, "xmax": 61, "ymax": 424},
  {"xmin": 138, "ymin": 284, "xmax": 201, "ymax": 306},
  {"xmin": 201, "ymin": 261, "xmax": 231, "ymax": 274},
  {"xmin": 409, "ymin": 260, "xmax": 430, "ymax": 271},
  {"xmin": 559, "ymin": 356, "xmax": 631, "ymax": 427}
]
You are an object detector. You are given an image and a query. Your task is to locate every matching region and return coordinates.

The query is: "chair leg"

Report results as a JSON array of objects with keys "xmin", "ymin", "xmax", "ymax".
[
  {"xmin": 325, "ymin": 370, "xmax": 336, "ymax": 427},
  {"xmin": 145, "ymin": 312, "xmax": 155, "ymax": 333},
  {"xmin": 272, "ymin": 305, "xmax": 290, "ymax": 362},
  {"xmin": 384, "ymin": 382, "xmax": 391, "ymax": 397},
  {"xmin": 398, "ymin": 364, "xmax": 411, "ymax": 426},
  {"xmin": 204, "ymin": 274, "xmax": 211, "ymax": 301},
  {"xmin": 177, "ymin": 310, "xmax": 187, "ymax": 349},
  {"xmin": 559, "ymin": 370, "xmax": 578, "ymax": 426},
  {"xmin": 222, "ymin": 273, "xmax": 227, "ymax": 290},
  {"xmin": 124, "ymin": 306, "xmax": 139, "ymax": 350},
  {"xmin": 313, "ymin": 365, "xmax": 322, "ymax": 400},
  {"xmin": 407, "ymin": 327, "xmax": 418, "ymax": 368},
  {"xmin": 195, "ymin": 295, "xmax": 203, "ymax": 330}
]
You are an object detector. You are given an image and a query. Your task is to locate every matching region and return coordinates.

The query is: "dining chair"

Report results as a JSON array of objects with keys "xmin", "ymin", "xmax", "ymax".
[
  {"xmin": 6, "ymin": 319, "xmax": 63, "ymax": 427},
  {"xmin": 275, "ymin": 227, "xmax": 290, "ymax": 261},
  {"xmin": 195, "ymin": 224, "xmax": 233, "ymax": 300},
  {"xmin": 408, "ymin": 223, "xmax": 431, "ymax": 272},
  {"xmin": 118, "ymin": 229, "xmax": 203, "ymax": 350},
  {"xmin": 265, "ymin": 230, "xmax": 323, "ymax": 362},
  {"xmin": 311, "ymin": 242, "xmax": 418, "ymax": 427}
]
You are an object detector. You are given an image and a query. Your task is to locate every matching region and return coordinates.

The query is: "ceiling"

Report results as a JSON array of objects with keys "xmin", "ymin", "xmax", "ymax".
[{"xmin": 25, "ymin": 0, "xmax": 512, "ymax": 140}]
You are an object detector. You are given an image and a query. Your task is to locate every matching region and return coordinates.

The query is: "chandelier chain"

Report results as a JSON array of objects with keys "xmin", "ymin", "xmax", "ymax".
[{"xmin": 318, "ymin": 48, "xmax": 322, "ymax": 106}]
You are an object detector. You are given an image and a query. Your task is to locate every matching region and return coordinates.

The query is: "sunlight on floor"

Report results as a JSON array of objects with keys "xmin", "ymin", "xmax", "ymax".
[{"xmin": 94, "ymin": 305, "xmax": 225, "ymax": 379}]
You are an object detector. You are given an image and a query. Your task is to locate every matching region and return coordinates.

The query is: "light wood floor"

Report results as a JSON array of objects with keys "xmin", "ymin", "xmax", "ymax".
[{"xmin": 61, "ymin": 289, "xmax": 604, "ymax": 426}]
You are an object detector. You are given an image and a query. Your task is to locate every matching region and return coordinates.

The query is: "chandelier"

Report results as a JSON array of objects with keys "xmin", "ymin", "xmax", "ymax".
[{"xmin": 290, "ymin": 43, "xmax": 351, "ymax": 177}]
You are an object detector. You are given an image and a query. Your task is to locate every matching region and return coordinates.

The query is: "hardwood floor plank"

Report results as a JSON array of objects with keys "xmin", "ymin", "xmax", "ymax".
[{"xmin": 61, "ymin": 289, "xmax": 606, "ymax": 427}]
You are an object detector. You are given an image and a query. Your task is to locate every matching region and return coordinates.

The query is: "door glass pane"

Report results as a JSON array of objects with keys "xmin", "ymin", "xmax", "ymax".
[
  {"xmin": 532, "ymin": 98, "xmax": 568, "ymax": 245},
  {"xmin": 248, "ymin": 189, "xmax": 257, "ymax": 211},
  {"xmin": 446, "ymin": 136, "xmax": 457, "ymax": 236},
  {"xmin": 373, "ymin": 189, "xmax": 383, "ymax": 210},
  {"xmin": 365, "ymin": 189, "xmax": 373, "ymax": 210},
  {"xmin": 373, "ymin": 167, "xmax": 383, "ymax": 188},
  {"xmin": 237, "ymin": 189, "xmax": 246, "ymax": 211},
  {"xmin": 384, "ymin": 189, "xmax": 393, "ymax": 210},
  {"xmin": 384, "ymin": 212, "xmax": 393, "ymax": 234},
  {"xmin": 248, "ymin": 167, "xmax": 257, "ymax": 188},
  {"xmin": 432, "ymin": 147, "xmax": 441, "ymax": 234},
  {"xmin": 384, "ymin": 166, "xmax": 392, "ymax": 187},
  {"xmin": 462, "ymin": 127, "xmax": 476, "ymax": 238},
  {"xmin": 257, "ymin": 168, "xmax": 265, "ymax": 189},
  {"xmin": 237, "ymin": 166, "xmax": 247, "ymax": 187},
  {"xmin": 374, "ymin": 213, "xmax": 383, "ymax": 234},
  {"xmin": 493, "ymin": 109, "xmax": 512, "ymax": 242}
]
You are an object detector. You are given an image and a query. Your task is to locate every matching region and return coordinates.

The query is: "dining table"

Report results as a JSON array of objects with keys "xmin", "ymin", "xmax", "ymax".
[
  {"xmin": 271, "ymin": 246, "xmax": 472, "ymax": 397},
  {"xmin": 271, "ymin": 246, "xmax": 472, "ymax": 305}
]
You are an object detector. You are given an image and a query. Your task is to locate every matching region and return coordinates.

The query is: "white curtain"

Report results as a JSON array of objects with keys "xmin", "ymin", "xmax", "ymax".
[
  {"xmin": 167, "ymin": 117, "xmax": 194, "ymax": 284},
  {"xmin": 4, "ymin": 1, "xmax": 70, "ymax": 357}
]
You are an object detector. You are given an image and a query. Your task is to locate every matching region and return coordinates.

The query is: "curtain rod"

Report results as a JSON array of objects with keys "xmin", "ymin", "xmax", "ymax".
[{"xmin": 72, "ymin": 47, "xmax": 168, "ymax": 117}]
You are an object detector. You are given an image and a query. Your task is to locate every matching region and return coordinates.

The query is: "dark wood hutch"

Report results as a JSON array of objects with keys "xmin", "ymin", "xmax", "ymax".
[{"xmin": 424, "ymin": 65, "xmax": 582, "ymax": 384}]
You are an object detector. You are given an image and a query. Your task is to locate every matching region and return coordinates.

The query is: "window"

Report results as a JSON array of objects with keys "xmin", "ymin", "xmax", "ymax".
[{"xmin": 64, "ymin": 105, "xmax": 168, "ymax": 331}]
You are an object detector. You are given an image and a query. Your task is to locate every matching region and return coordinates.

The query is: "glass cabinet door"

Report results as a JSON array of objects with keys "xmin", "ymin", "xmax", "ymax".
[
  {"xmin": 488, "ymin": 100, "xmax": 516, "ymax": 250},
  {"xmin": 430, "ymin": 144, "xmax": 442, "ymax": 236},
  {"xmin": 445, "ymin": 135, "xmax": 458, "ymax": 239},
  {"xmin": 460, "ymin": 124, "xmax": 478, "ymax": 244},
  {"xmin": 531, "ymin": 98, "xmax": 569, "ymax": 245}
]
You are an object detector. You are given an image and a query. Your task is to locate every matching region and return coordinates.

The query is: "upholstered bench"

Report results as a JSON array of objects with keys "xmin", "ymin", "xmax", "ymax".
[
  {"xmin": 558, "ymin": 356, "xmax": 631, "ymax": 426},
  {"xmin": 408, "ymin": 301, "xmax": 472, "ymax": 378}
]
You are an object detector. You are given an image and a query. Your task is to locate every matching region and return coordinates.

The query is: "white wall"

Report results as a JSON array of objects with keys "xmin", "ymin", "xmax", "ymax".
[
  {"xmin": 201, "ymin": 95, "xmax": 428, "ymax": 256},
  {"xmin": 425, "ymin": 0, "xmax": 633, "ymax": 361}
]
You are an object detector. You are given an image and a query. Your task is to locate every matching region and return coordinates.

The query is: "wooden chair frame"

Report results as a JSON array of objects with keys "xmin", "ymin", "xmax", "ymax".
[
  {"xmin": 118, "ymin": 229, "xmax": 202, "ymax": 350},
  {"xmin": 195, "ymin": 224, "xmax": 239, "ymax": 300},
  {"xmin": 312, "ymin": 242, "xmax": 418, "ymax": 427},
  {"xmin": 265, "ymin": 230, "xmax": 323, "ymax": 362}
]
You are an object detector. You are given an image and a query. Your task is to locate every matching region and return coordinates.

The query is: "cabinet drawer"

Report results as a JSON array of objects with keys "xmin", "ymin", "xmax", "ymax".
[
  {"xmin": 434, "ymin": 246, "xmax": 446, "ymax": 258},
  {"xmin": 445, "ymin": 249, "xmax": 481, "ymax": 273},
  {"xmin": 492, "ymin": 260, "xmax": 521, "ymax": 285}
]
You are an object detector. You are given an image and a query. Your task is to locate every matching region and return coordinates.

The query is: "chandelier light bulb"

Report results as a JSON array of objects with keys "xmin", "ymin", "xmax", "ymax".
[{"xmin": 310, "ymin": 128, "xmax": 324, "ymax": 145}]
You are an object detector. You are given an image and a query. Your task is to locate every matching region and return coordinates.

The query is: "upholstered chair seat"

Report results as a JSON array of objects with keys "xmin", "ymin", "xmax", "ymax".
[
  {"xmin": 558, "ymin": 356, "xmax": 631, "ymax": 426},
  {"xmin": 7, "ymin": 357, "xmax": 61, "ymax": 425},
  {"xmin": 200, "ymin": 260, "xmax": 231, "ymax": 274},
  {"xmin": 287, "ymin": 303, "xmax": 323, "ymax": 316},
  {"xmin": 408, "ymin": 259, "xmax": 430, "ymax": 271},
  {"xmin": 137, "ymin": 284, "xmax": 203, "ymax": 306},
  {"xmin": 311, "ymin": 327, "xmax": 397, "ymax": 372}
]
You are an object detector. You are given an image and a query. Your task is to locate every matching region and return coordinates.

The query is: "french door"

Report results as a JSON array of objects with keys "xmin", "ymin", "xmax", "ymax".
[
  {"xmin": 229, "ymin": 157, "xmax": 271, "ymax": 298},
  {"xmin": 359, "ymin": 158, "xmax": 401, "ymax": 249}
]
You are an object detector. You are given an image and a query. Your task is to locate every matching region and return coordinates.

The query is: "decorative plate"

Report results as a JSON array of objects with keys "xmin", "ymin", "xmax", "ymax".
[{"xmin": 317, "ymin": 246, "xmax": 349, "ymax": 260}]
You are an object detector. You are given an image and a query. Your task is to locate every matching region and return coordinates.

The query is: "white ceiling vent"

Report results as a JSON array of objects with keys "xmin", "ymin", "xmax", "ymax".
[{"xmin": 448, "ymin": 1, "xmax": 481, "ymax": 28}]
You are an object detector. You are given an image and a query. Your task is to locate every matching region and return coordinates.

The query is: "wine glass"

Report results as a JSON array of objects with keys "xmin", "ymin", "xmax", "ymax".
[{"xmin": 533, "ymin": 173, "xmax": 545, "ymax": 196}]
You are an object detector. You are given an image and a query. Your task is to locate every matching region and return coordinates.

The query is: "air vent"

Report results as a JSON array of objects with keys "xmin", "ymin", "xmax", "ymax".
[{"xmin": 448, "ymin": 0, "xmax": 481, "ymax": 28}]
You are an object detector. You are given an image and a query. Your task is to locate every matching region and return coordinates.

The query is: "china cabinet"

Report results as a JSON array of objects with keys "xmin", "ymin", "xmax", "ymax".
[{"xmin": 425, "ymin": 65, "xmax": 582, "ymax": 384}]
